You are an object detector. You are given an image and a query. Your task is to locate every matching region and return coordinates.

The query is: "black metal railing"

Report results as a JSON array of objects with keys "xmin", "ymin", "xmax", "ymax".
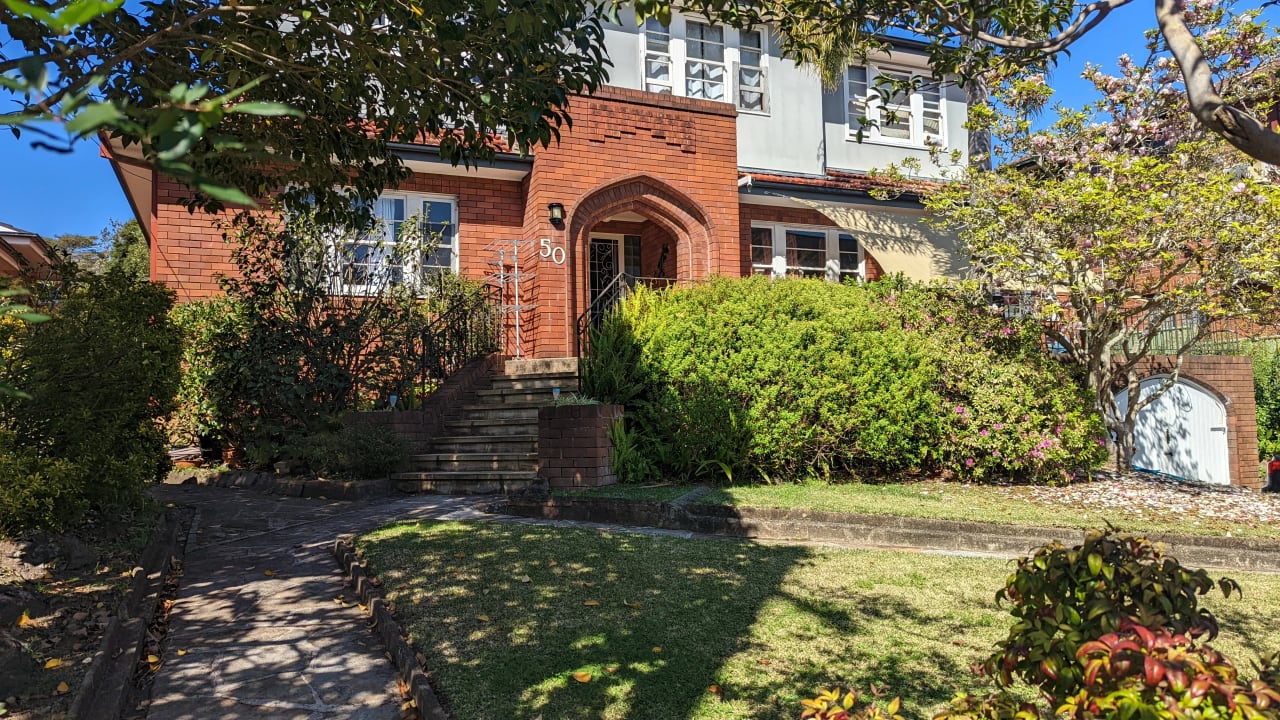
[
  {"xmin": 576, "ymin": 274, "xmax": 683, "ymax": 352},
  {"xmin": 400, "ymin": 280, "xmax": 502, "ymax": 405}
]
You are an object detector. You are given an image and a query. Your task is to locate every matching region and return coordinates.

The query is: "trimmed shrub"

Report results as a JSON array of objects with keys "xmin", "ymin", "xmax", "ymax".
[
  {"xmin": 0, "ymin": 269, "xmax": 181, "ymax": 533},
  {"xmin": 1245, "ymin": 341, "xmax": 1280, "ymax": 459},
  {"xmin": 582, "ymin": 276, "xmax": 1106, "ymax": 484},
  {"xmin": 281, "ymin": 421, "xmax": 407, "ymax": 480}
]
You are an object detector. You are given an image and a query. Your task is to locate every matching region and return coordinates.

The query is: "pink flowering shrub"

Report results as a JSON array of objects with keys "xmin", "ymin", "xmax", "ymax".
[{"xmin": 884, "ymin": 281, "xmax": 1108, "ymax": 484}]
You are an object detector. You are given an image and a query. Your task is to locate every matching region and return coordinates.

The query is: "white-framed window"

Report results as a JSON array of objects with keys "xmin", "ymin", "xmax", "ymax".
[
  {"xmin": 642, "ymin": 16, "xmax": 769, "ymax": 113},
  {"xmin": 846, "ymin": 63, "xmax": 945, "ymax": 147},
  {"xmin": 736, "ymin": 28, "xmax": 768, "ymax": 113},
  {"xmin": 685, "ymin": 21, "xmax": 726, "ymax": 101},
  {"xmin": 643, "ymin": 18, "xmax": 674, "ymax": 94},
  {"xmin": 339, "ymin": 191, "xmax": 457, "ymax": 293},
  {"xmin": 750, "ymin": 223, "xmax": 863, "ymax": 281}
]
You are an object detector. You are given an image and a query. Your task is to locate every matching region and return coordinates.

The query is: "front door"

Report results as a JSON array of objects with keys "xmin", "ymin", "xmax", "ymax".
[{"xmin": 588, "ymin": 236, "xmax": 621, "ymax": 322}]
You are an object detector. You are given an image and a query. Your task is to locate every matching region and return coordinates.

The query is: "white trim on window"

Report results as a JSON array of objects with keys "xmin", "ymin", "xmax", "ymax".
[
  {"xmin": 845, "ymin": 63, "xmax": 945, "ymax": 148},
  {"xmin": 641, "ymin": 15, "xmax": 770, "ymax": 114},
  {"xmin": 749, "ymin": 222, "xmax": 864, "ymax": 281},
  {"xmin": 338, "ymin": 190, "xmax": 458, "ymax": 295}
]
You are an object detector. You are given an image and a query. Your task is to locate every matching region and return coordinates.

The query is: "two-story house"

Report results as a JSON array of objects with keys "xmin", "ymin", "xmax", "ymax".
[{"xmin": 104, "ymin": 7, "xmax": 969, "ymax": 360}]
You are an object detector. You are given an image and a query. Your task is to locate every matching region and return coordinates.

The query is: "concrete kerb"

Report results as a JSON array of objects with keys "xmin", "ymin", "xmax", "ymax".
[
  {"xmin": 333, "ymin": 537, "xmax": 450, "ymax": 720},
  {"xmin": 498, "ymin": 495, "xmax": 1280, "ymax": 574},
  {"xmin": 69, "ymin": 507, "xmax": 190, "ymax": 720}
]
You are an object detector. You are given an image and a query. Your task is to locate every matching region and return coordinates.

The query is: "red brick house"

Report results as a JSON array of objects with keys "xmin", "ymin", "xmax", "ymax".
[{"xmin": 103, "ymin": 11, "xmax": 970, "ymax": 360}]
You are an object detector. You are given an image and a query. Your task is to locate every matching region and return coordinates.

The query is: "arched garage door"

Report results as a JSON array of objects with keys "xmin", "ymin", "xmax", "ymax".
[{"xmin": 1114, "ymin": 376, "xmax": 1230, "ymax": 485}]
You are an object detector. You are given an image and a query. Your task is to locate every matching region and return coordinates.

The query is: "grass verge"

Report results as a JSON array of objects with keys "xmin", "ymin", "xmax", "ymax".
[
  {"xmin": 560, "ymin": 481, "xmax": 1280, "ymax": 540},
  {"xmin": 356, "ymin": 520, "xmax": 1280, "ymax": 720}
]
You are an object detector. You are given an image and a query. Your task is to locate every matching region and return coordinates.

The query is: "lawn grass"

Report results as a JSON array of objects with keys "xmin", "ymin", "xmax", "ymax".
[
  {"xmin": 356, "ymin": 521, "xmax": 1280, "ymax": 720},
  {"xmin": 560, "ymin": 481, "xmax": 1280, "ymax": 540}
]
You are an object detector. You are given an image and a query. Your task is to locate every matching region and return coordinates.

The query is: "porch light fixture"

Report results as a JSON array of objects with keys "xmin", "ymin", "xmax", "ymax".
[{"xmin": 547, "ymin": 202, "xmax": 565, "ymax": 226}]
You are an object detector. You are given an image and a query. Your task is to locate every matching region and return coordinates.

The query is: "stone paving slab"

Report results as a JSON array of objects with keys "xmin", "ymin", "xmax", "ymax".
[{"xmin": 144, "ymin": 485, "xmax": 476, "ymax": 720}]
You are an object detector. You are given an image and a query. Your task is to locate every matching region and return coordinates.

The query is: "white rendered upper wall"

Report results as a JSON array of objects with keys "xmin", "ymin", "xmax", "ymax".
[{"xmin": 599, "ymin": 6, "xmax": 969, "ymax": 179}]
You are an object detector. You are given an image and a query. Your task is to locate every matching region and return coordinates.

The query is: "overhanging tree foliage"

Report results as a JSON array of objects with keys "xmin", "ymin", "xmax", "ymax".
[
  {"xmin": 5, "ymin": 0, "xmax": 1278, "ymax": 221},
  {"xmin": 2, "ymin": 0, "xmax": 610, "ymax": 224}
]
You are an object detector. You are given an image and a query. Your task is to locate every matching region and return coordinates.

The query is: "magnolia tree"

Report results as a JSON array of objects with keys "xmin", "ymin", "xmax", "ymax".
[{"xmin": 926, "ymin": 2, "xmax": 1280, "ymax": 468}]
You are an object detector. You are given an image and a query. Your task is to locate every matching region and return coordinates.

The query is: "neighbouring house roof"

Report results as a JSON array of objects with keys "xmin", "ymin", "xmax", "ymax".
[
  {"xmin": 0, "ymin": 222, "xmax": 59, "ymax": 279},
  {"xmin": 740, "ymin": 168, "xmax": 945, "ymax": 200}
]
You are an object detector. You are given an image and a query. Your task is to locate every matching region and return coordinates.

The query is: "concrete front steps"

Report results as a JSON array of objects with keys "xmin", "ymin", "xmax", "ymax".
[{"xmin": 391, "ymin": 357, "xmax": 579, "ymax": 494}]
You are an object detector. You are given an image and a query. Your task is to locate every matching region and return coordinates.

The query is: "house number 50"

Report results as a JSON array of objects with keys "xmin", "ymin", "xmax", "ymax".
[{"xmin": 539, "ymin": 238, "xmax": 566, "ymax": 265}]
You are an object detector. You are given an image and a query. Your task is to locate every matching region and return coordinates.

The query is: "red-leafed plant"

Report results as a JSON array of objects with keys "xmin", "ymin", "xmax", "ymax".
[
  {"xmin": 1057, "ymin": 620, "xmax": 1280, "ymax": 720},
  {"xmin": 983, "ymin": 529, "xmax": 1240, "ymax": 703}
]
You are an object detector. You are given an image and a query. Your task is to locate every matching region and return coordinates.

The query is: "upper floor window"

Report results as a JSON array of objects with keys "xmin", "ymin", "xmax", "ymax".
[
  {"xmin": 643, "ymin": 17, "xmax": 769, "ymax": 113},
  {"xmin": 685, "ymin": 21, "xmax": 726, "ymax": 101},
  {"xmin": 340, "ymin": 191, "xmax": 457, "ymax": 293},
  {"xmin": 643, "ymin": 18, "xmax": 673, "ymax": 94},
  {"xmin": 750, "ymin": 223, "xmax": 862, "ymax": 281},
  {"xmin": 846, "ymin": 64, "xmax": 944, "ymax": 147}
]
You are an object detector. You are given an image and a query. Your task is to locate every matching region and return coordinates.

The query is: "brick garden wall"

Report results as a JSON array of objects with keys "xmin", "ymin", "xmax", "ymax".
[
  {"xmin": 537, "ymin": 404, "xmax": 623, "ymax": 489},
  {"xmin": 1131, "ymin": 355, "xmax": 1259, "ymax": 488}
]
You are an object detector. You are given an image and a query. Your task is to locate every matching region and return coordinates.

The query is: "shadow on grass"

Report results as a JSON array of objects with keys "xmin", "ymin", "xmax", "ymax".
[{"xmin": 357, "ymin": 521, "xmax": 1006, "ymax": 720}]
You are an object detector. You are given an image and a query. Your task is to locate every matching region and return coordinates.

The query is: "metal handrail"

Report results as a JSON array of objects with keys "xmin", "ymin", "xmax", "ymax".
[
  {"xmin": 576, "ymin": 273, "xmax": 683, "ymax": 352},
  {"xmin": 398, "ymin": 279, "xmax": 501, "ymax": 406}
]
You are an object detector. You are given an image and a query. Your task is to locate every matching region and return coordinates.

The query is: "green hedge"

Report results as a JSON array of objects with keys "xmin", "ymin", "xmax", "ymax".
[
  {"xmin": 1244, "ymin": 340, "xmax": 1280, "ymax": 459},
  {"xmin": 0, "ymin": 270, "xmax": 181, "ymax": 533},
  {"xmin": 583, "ymin": 276, "xmax": 1106, "ymax": 484}
]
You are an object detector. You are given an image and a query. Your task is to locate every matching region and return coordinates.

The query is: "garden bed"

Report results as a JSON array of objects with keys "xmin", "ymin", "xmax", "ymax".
[
  {"xmin": 0, "ymin": 508, "xmax": 165, "ymax": 719},
  {"xmin": 355, "ymin": 520, "xmax": 1280, "ymax": 720},
  {"xmin": 559, "ymin": 471, "xmax": 1280, "ymax": 540}
]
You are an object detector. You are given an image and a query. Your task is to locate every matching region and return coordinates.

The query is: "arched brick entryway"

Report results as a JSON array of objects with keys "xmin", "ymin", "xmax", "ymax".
[{"xmin": 564, "ymin": 175, "xmax": 716, "ymax": 353}]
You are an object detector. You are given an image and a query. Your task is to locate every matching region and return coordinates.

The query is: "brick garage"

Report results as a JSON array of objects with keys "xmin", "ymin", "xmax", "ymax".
[
  {"xmin": 537, "ymin": 404, "xmax": 623, "ymax": 489},
  {"xmin": 1130, "ymin": 355, "xmax": 1259, "ymax": 488}
]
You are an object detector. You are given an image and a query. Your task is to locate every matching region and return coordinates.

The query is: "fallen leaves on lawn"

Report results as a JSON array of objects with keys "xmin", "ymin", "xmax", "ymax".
[
  {"xmin": 263, "ymin": 570, "xmax": 276, "ymax": 577},
  {"xmin": 56, "ymin": 682, "xmax": 69, "ymax": 694},
  {"xmin": 583, "ymin": 600, "xmax": 600, "ymax": 607},
  {"xmin": 652, "ymin": 646, "xmax": 662, "ymax": 654},
  {"xmin": 18, "ymin": 610, "xmax": 33, "ymax": 628},
  {"xmin": 477, "ymin": 614, "xmax": 491, "ymax": 623},
  {"xmin": 572, "ymin": 671, "xmax": 592, "ymax": 683},
  {"xmin": 517, "ymin": 575, "xmax": 532, "ymax": 583},
  {"xmin": 177, "ymin": 649, "xmax": 188, "ymax": 656},
  {"xmin": 44, "ymin": 658, "xmax": 62, "ymax": 670},
  {"xmin": 623, "ymin": 600, "xmax": 641, "ymax": 609}
]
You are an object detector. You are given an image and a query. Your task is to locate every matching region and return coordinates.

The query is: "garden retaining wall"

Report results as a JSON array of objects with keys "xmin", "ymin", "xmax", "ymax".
[
  {"xmin": 537, "ymin": 404, "xmax": 623, "ymax": 489},
  {"xmin": 346, "ymin": 352, "xmax": 505, "ymax": 453}
]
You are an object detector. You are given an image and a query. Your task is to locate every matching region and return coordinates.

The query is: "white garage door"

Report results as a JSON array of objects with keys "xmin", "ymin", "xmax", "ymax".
[{"xmin": 1115, "ymin": 376, "xmax": 1230, "ymax": 485}]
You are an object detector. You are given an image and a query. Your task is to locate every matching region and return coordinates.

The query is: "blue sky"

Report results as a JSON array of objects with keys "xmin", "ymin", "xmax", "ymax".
[{"xmin": 0, "ymin": 1, "xmax": 1228, "ymax": 239}]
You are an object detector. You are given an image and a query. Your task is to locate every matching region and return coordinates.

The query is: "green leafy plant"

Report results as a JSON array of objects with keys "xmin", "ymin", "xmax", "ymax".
[
  {"xmin": 581, "ymin": 276, "xmax": 1104, "ymax": 484},
  {"xmin": 0, "ymin": 269, "xmax": 181, "ymax": 533},
  {"xmin": 984, "ymin": 529, "xmax": 1239, "ymax": 702},
  {"xmin": 279, "ymin": 421, "xmax": 407, "ymax": 480},
  {"xmin": 608, "ymin": 418, "xmax": 660, "ymax": 483},
  {"xmin": 1245, "ymin": 341, "xmax": 1280, "ymax": 459}
]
